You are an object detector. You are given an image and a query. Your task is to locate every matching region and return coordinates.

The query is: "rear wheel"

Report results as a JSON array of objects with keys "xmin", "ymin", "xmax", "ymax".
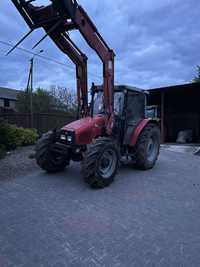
[
  {"xmin": 134, "ymin": 123, "xmax": 160, "ymax": 170},
  {"xmin": 81, "ymin": 137, "xmax": 119, "ymax": 188},
  {"xmin": 35, "ymin": 132, "xmax": 69, "ymax": 173}
]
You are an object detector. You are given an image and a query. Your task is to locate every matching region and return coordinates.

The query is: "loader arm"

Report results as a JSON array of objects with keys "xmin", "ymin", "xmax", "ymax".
[
  {"xmin": 10, "ymin": 0, "xmax": 88, "ymax": 114},
  {"xmin": 50, "ymin": 0, "xmax": 115, "ymax": 116},
  {"xmin": 45, "ymin": 27, "xmax": 88, "ymax": 116},
  {"xmin": 10, "ymin": 0, "xmax": 115, "ymax": 121}
]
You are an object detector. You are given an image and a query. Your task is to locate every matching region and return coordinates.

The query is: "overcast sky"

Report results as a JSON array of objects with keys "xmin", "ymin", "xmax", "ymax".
[{"xmin": 0, "ymin": 0, "xmax": 200, "ymax": 91}]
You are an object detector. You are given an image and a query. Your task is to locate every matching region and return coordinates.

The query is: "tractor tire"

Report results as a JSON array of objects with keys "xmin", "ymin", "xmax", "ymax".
[
  {"xmin": 81, "ymin": 137, "xmax": 119, "ymax": 189},
  {"xmin": 35, "ymin": 131, "xmax": 69, "ymax": 173},
  {"xmin": 134, "ymin": 123, "xmax": 160, "ymax": 170}
]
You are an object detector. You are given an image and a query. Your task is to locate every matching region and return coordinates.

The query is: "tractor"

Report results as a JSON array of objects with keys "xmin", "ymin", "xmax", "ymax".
[{"xmin": 9, "ymin": 0, "xmax": 160, "ymax": 188}]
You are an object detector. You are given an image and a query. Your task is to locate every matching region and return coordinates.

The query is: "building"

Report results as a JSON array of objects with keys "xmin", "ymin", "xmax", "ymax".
[
  {"xmin": 148, "ymin": 83, "xmax": 200, "ymax": 144},
  {"xmin": 0, "ymin": 87, "xmax": 20, "ymax": 110}
]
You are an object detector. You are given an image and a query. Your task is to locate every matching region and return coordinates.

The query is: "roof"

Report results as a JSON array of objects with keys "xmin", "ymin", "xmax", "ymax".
[
  {"xmin": 0, "ymin": 87, "xmax": 21, "ymax": 100},
  {"xmin": 116, "ymin": 85, "xmax": 148, "ymax": 93},
  {"xmin": 94, "ymin": 85, "xmax": 149, "ymax": 94},
  {"xmin": 149, "ymin": 82, "xmax": 200, "ymax": 92}
]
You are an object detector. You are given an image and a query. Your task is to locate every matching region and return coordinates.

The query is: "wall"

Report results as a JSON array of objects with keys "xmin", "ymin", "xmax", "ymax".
[
  {"xmin": 0, "ymin": 98, "xmax": 17, "ymax": 110},
  {"xmin": 9, "ymin": 100, "xmax": 17, "ymax": 110},
  {"xmin": 0, "ymin": 111, "xmax": 75, "ymax": 134},
  {"xmin": 0, "ymin": 99, "xmax": 4, "ymax": 108}
]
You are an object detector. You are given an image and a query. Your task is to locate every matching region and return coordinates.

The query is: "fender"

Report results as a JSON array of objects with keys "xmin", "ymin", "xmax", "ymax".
[{"xmin": 130, "ymin": 119, "xmax": 159, "ymax": 147}]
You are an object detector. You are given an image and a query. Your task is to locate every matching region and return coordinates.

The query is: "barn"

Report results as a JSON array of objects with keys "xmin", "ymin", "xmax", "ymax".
[{"xmin": 148, "ymin": 83, "xmax": 200, "ymax": 144}]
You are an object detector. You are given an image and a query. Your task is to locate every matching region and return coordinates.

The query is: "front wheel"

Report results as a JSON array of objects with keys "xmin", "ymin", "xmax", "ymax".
[
  {"xmin": 81, "ymin": 137, "xmax": 119, "ymax": 188},
  {"xmin": 134, "ymin": 123, "xmax": 160, "ymax": 170},
  {"xmin": 35, "ymin": 131, "xmax": 69, "ymax": 173}
]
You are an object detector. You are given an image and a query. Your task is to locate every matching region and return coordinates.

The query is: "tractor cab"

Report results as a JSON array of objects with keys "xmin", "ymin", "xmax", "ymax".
[
  {"xmin": 92, "ymin": 85, "xmax": 148, "ymax": 117},
  {"xmin": 92, "ymin": 85, "xmax": 149, "ymax": 144}
]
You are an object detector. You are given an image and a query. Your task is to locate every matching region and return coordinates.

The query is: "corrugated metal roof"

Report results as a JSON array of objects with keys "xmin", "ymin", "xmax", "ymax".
[
  {"xmin": 0, "ymin": 87, "xmax": 21, "ymax": 100},
  {"xmin": 149, "ymin": 82, "xmax": 200, "ymax": 92}
]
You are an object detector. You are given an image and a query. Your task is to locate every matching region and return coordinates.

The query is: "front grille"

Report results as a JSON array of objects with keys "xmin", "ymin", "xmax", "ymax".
[{"xmin": 60, "ymin": 130, "xmax": 75, "ymax": 145}]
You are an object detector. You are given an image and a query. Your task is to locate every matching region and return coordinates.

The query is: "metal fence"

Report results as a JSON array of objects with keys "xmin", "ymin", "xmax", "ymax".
[{"xmin": 0, "ymin": 110, "xmax": 75, "ymax": 134}]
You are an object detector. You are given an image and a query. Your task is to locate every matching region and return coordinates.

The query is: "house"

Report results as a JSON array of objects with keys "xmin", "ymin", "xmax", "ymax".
[
  {"xmin": 0, "ymin": 87, "xmax": 21, "ymax": 110},
  {"xmin": 148, "ymin": 82, "xmax": 200, "ymax": 143}
]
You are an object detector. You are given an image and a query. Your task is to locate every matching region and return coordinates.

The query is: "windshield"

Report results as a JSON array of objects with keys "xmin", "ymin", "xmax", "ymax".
[
  {"xmin": 114, "ymin": 92, "xmax": 124, "ymax": 115},
  {"xmin": 93, "ymin": 92, "xmax": 104, "ymax": 115},
  {"xmin": 93, "ymin": 91, "xmax": 124, "ymax": 116}
]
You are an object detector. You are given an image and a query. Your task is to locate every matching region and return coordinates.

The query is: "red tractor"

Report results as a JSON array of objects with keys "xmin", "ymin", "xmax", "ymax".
[{"xmin": 10, "ymin": 0, "xmax": 160, "ymax": 188}]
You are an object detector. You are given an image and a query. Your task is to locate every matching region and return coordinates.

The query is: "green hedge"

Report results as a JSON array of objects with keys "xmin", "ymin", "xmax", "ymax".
[{"xmin": 0, "ymin": 120, "xmax": 38, "ymax": 151}]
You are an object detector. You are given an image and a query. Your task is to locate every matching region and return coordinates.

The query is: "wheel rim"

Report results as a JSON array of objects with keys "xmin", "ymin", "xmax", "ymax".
[
  {"xmin": 98, "ymin": 149, "xmax": 117, "ymax": 179},
  {"xmin": 147, "ymin": 136, "xmax": 158, "ymax": 162},
  {"xmin": 50, "ymin": 151, "xmax": 65, "ymax": 165}
]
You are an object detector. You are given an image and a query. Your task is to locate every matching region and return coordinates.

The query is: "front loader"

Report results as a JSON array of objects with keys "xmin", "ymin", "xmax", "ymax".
[{"xmin": 10, "ymin": 0, "xmax": 161, "ymax": 188}]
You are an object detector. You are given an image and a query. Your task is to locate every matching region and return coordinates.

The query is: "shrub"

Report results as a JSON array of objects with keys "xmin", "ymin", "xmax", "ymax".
[
  {"xmin": 0, "ymin": 120, "xmax": 38, "ymax": 150},
  {"xmin": 19, "ymin": 128, "xmax": 38, "ymax": 146}
]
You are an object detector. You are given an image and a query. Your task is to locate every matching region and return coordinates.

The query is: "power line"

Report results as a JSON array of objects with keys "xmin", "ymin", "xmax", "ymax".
[
  {"xmin": 0, "ymin": 39, "xmax": 102, "ymax": 81},
  {"xmin": 0, "ymin": 40, "xmax": 74, "ymax": 69},
  {"xmin": 0, "ymin": 39, "xmax": 121, "ymax": 84}
]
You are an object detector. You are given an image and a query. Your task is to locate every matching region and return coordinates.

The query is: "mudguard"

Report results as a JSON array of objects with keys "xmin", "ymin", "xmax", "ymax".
[{"xmin": 130, "ymin": 119, "xmax": 159, "ymax": 147}]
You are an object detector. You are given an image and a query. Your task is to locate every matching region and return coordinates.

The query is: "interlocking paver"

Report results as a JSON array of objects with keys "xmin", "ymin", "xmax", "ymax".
[{"xmin": 0, "ymin": 149, "xmax": 200, "ymax": 266}]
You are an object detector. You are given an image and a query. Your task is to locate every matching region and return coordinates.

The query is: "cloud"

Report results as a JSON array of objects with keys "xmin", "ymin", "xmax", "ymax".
[{"xmin": 0, "ymin": 0, "xmax": 199, "ymax": 91}]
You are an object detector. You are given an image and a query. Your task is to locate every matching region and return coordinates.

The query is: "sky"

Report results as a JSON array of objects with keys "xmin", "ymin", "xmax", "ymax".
[{"xmin": 0, "ymin": 0, "xmax": 200, "ymax": 91}]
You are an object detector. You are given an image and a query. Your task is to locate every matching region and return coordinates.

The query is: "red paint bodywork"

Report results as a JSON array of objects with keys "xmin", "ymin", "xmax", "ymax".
[
  {"xmin": 130, "ymin": 119, "xmax": 152, "ymax": 147},
  {"xmin": 62, "ymin": 115, "xmax": 106, "ymax": 145}
]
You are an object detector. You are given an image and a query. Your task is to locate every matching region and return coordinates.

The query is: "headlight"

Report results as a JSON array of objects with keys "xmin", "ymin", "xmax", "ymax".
[
  {"xmin": 67, "ymin": 136, "xmax": 72, "ymax": 142},
  {"xmin": 60, "ymin": 134, "xmax": 66, "ymax": 141},
  {"xmin": 60, "ymin": 131, "xmax": 74, "ymax": 144}
]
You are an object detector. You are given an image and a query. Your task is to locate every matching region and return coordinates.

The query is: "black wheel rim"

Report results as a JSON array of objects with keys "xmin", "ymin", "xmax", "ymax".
[
  {"xmin": 50, "ymin": 151, "xmax": 64, "ymax": 165},
  {"xmin": 98, "ymin": 149, "xmax": 117, "ymax": 179}
]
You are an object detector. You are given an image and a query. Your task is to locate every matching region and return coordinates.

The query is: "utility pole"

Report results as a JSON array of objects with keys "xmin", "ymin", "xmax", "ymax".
[
  {"xmin": 26, "ymin": 57, "xmax": 33, "ymax": 128},
  {"xmin": 26, "ymin": 50, "xmax": 43, "ymax": 128}
]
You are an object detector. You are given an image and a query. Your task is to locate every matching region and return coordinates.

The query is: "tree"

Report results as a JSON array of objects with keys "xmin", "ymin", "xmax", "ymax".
[
  {"xmin": 16, "ymin": 87, "xmax": 77, "ymax": 116},
  {"xmin": 192, "ymin": 65, "xmax": 200, "ymax": 83},
  {"xmin": 16, "ymin": 88, "xmax": 55, "ymax": 113},
  {"xmin": 50, "ymin": 86, "xmax": 77, "ymax": 115}
]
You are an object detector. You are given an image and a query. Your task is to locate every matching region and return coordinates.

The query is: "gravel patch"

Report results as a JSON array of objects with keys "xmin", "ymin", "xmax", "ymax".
[{"xmin": 0, "ymin": 146, "xmax": 37, "ymax": 180}]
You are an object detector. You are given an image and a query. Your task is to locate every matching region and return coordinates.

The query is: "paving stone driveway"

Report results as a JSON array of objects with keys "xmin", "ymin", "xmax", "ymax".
[{"xmin": 0, "ymin": 149, "xmax": 200, "ymax": 267}]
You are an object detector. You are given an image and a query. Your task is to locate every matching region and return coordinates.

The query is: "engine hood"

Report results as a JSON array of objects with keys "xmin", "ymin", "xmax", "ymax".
[{"xmin": 62, "ymin": 115, "xmax": 106, "ymax": 145}]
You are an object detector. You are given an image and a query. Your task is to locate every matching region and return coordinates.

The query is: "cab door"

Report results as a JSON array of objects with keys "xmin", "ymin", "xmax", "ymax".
[{"xmin": 123, "ymin": 91, "xmax": 146, "ymax": 145}]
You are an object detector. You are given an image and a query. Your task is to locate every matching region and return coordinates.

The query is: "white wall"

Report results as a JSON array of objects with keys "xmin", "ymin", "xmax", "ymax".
[
  {"xmin": 0, "ymin": 98, "xmax": 17, "ymax": 110},
  {"xmin": 9, "ymin": 100, "xmax": 16, "ymax": 110}
]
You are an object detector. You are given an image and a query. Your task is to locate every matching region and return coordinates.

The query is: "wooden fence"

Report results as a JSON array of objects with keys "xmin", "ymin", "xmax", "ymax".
[{"xmin": 0, "ymin": 110, "xmax": 75, "ymax": 134}]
